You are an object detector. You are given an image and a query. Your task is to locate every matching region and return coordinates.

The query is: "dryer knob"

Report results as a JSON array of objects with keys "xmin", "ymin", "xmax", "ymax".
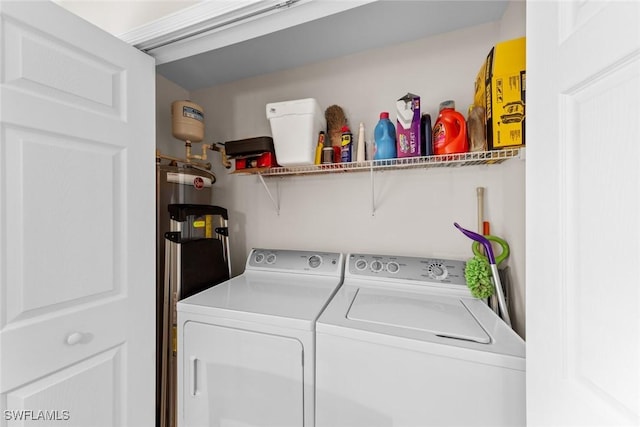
[{"xmin": 308, "ymin": 255, "xmax": 322, "ymax": 268}]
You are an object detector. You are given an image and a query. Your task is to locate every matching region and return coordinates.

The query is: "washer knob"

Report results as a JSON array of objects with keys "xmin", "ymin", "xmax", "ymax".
[
  {"xmin": 254, "ymin": 252, "xmax": 265, "ymax": 263},
  {"xmin": 354, "ymin": 259, "xmax": 368, "ymax": 271},
  {"xmin": 386, "ymin": 262, "xmax": 400, "ymax": 273},
  {"xmin": 428, "ymin": 263, "xmax": 448, "ymax": 280},
  {"xmin": 370, "ymin": 260, "xmax": 384, "ymax": 273},
  {"xmin": 308, "ymin": 255, "xmax": 322, "ymax": 268},
  {"xmin": 265, "ymin": 253, "xmax": 277, "ymax": 264}
]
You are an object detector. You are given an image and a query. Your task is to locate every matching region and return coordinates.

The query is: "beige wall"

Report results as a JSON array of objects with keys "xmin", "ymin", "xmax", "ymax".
[
  {"xmin": 156, "ymin": 6, "xmax": 527, "ymax": 337},
  {"xmin": 156, "ymin": 74, "xmax": 191, "ymax": 159}
]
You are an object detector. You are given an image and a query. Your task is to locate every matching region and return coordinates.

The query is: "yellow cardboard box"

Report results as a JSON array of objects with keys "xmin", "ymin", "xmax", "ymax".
[{"xmin": 475, "ymin": 37, "xmax": 526, "ymax": 149}]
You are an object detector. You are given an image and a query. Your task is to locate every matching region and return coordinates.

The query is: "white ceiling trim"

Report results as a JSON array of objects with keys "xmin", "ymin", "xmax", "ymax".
[
  {"xmin": 119, "ymin": 0, "xmax": 377, "ymax": 65},
  {"xmin": 119, "ymin": 0, "xmax": 282, "ymax": 49}
]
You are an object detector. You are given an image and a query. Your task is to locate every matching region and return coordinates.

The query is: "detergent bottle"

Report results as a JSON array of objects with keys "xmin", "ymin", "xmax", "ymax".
[
  {"xmin": 433, "ymin": 100, "xmax": 468, "ymax": 155},
  {"xmin": 373, "ymin": 112, "xmax": 397, "ymax": 160}
]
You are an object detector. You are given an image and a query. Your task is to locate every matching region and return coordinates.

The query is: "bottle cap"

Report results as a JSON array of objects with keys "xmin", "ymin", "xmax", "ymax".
[
  {"xmin": 439, "ymin": 100, "xmax": 455, "ymax": 111},
  {"xmin": 380, "ymin": 112, "xmax": 389, "ymax": 119},
  {"xmin": 341, "ymin": 126, "xmax": 350, "ymax": 133}
]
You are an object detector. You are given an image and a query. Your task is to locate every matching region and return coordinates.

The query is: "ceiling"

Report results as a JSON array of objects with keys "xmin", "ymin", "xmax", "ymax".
[
  {"xmin": 156, "ymin": 1, "xmax": 508, "ymax": 91},
  {"xmin": 57, "ymin": 0, "xmax": 508, "ymax": 91}
]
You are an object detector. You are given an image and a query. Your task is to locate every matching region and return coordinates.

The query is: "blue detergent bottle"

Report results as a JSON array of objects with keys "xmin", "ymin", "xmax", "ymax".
[{"xmin": 374, "ymin": 112, "xmax": 396, "ymax": 160}]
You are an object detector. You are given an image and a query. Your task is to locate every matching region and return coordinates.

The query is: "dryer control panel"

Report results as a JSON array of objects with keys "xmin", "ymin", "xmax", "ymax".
[
  {"xmin": 247, "ymin": 248, "xmax": 344, "ymax": 276},
  {"xmin": 347, "ymin": 253, "xmax": 467, "ymax": 286}
]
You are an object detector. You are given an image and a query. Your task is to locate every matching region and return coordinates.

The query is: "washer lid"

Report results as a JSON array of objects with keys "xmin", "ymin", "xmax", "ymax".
[{"xmin": 346, "ymin": 289, "xmax": 490, "ymax": 344}]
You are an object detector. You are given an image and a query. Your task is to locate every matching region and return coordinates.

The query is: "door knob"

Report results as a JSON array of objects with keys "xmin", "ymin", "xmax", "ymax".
[{"xmin": 66, "ymin": 332, "xmax": 84, "ymax": 345}]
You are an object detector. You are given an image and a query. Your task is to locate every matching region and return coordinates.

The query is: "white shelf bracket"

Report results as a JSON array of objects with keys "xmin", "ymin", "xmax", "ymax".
[
  {"xmin": 517, "ymin": 147, "xmax": 526, "ymax": 160},
  {"xmin": 257, "ymin": 174, "xmax": 280, "ymax": 215},
  {"xmin": 370, "ymin": 160, "xmax": 376, "ymax": 216}
]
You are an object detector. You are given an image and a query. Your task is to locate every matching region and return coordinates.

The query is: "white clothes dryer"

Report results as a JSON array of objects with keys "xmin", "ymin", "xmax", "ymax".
[
  {"xmin": 315, "ymin": 253, "xmax": 525, "ymax": 427},
  {"xmin": 177, "ymin": 248, "xmax": 344, "ymax": 427}
]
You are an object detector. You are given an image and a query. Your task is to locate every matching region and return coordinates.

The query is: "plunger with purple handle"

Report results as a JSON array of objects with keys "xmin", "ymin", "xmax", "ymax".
[{"xmin": 454, "ymin": 222, "xmax": 512, "ymax": 327}]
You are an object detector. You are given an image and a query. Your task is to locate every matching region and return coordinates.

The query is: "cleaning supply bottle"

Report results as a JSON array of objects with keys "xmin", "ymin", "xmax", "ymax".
[
  {"xmin": 433, "ymin": 100, "xmax": 468, "ymax": 155},
  {"xmin": 420, "ymin": 113, "xmax": 433, "ymax": 156},
  {"xmin": 314, "ymin": 131, "xmax": 325, "ymax": 164},
  {"xmin": 356, "ymin": 122, "xmax": 366, "ymax": 162},
  {"xmin": 340, "ymin": 126, "xmax": 353, "ymax": 162},
  {"xmin": 374, "ymin": 112, "xmax": 396, "ymax": 160}
]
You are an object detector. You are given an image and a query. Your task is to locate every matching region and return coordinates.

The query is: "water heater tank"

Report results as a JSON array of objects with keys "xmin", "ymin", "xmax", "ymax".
[{"xmin": 172, "ymin": 100, "xmax": 204, "ymax": 143}]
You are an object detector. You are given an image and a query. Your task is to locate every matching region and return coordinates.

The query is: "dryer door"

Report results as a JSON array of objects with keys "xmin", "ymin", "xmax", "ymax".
[{"xmin": 181, "ymin": 321, "xmax": 304, "ymax": 427}]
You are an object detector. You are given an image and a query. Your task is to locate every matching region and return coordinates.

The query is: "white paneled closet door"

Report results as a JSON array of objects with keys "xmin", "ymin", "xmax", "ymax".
[
  {"xmin": 0, "ymin": 2, "xmax": 155, "ymax": 426},
  {"xmin": 527, "ymin": 1, "xmax": 639, "ymax": 425}
]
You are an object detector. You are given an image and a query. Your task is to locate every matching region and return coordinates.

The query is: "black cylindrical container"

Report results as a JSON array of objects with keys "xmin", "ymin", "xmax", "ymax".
[{"xmin": 421, "ymin": 113, "xmax": 433, "ymax": 156}]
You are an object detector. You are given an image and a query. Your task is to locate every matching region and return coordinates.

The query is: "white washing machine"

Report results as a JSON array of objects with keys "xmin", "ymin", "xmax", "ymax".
[
  {"xmin": 315, "ymin": 253, "xmax": 525, "ymax": 427},
  {"xmin": 177, "ymin": 248, "xmax": 344, "ymax": 427}
]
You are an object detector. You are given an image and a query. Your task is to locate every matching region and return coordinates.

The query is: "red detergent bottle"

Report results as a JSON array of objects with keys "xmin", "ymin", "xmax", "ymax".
[{"xmin": 433, "ymin": 100, "xmax": 469, "ymax": 155}]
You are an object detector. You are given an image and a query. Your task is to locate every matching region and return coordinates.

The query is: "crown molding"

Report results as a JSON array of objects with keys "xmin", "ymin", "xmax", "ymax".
[
  {"xmin": 118, "ymin": 0, "xmax": 376, "ymax": 65},
  {"xmin": 119, "ymin": 1, "xmax": 280, "ymax": 49}
]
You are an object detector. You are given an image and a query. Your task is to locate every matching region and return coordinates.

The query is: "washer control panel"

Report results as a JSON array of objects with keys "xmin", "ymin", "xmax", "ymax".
[
  {"xmin": 248, "ymin": 248, "xmax": 343, "ymax": 275},
  {"xmin": 348, "ymin": 253, "xmax": 466, "ymax": 286}
]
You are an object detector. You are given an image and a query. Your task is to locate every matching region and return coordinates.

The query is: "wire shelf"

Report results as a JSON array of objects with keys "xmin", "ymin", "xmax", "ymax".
[
  {"xmin": 246, "ymin": 148, "xmax": 522, "ymax": 177},
  {"xmin": 234, "ymin": 147, "xmax": 524, "ymax": 215}
]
